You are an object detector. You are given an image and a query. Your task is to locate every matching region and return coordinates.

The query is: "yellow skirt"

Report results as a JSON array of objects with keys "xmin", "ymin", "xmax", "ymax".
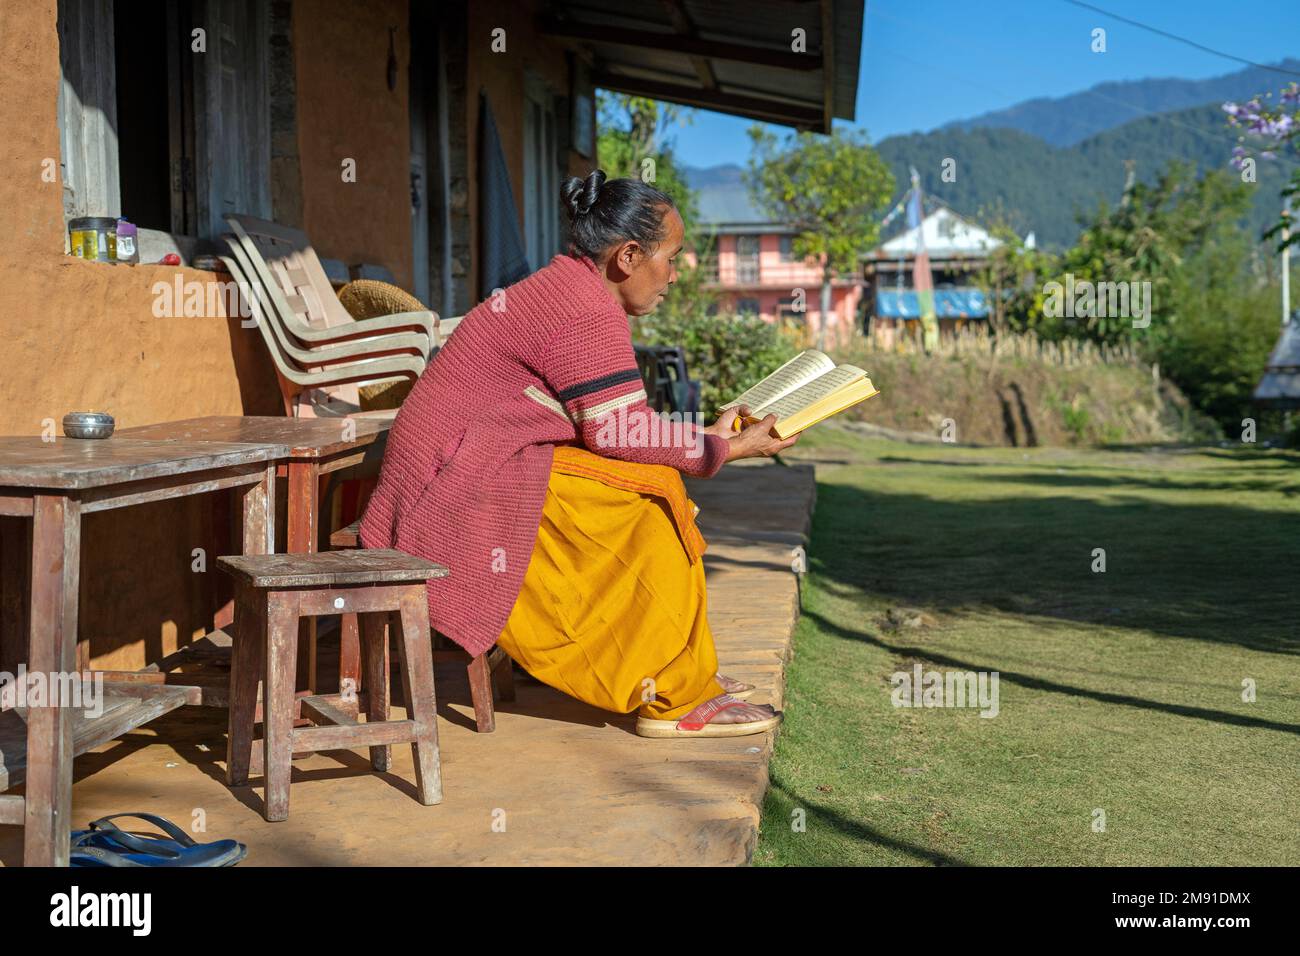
[{"xmin": 497, "ymin": 463, "xmax": 725, "ymax": 720}]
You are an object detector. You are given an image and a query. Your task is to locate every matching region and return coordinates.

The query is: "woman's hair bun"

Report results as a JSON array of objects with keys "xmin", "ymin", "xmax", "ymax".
[
  {"xmin": 561, "ymin": 169, "xmax": 607, "ymax": 221},
  {"xmin": 559, "ymin": 170, "xmax": 675, "ymax": 261}
]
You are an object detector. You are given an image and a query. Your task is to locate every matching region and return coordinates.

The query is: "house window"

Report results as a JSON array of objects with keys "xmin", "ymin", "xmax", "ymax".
[
  {"xmin": 778, "ymin": 235, "xmax": 795, "ymax": 262},
  {"xmin": 735, "ymin": 298, "xmax": 761, "ymax": 316},
  {"xmin": 57, "ymin": 0, "xmax": 271, "ymax": 245},
  {"xmin": 523, "ymin": 72, "xmax": 560, "ymax": 270},
  {"xmin": 776, "ymin": 295, "xmax": 803, "ymax": 327},
  {"xmin": 696, "ymin": 248, "xmax": 719, "ymax": 282},
  {"xmin": 735, "ymin": 235, "xmax": 759, "ymax": 283}
]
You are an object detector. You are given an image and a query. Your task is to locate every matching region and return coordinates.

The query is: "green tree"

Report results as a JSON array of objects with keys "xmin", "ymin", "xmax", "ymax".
[
  {"xmin": 631, "ymin": 286, "xmax": 799, "ymax": 414},
  {"xmin": 973, "ymin": 212, "xmax": 1061, "ymax": 337},
  {"xmin": 1001, "ymin": 159, "xmax": 1284, "ymax": 434},
  {"xmin": 745, "ymin": 126, "xmax": 895, "ymax": 349},
  {"xmin": 1049, "ymin": 163, "xmax": 1259, "ymax": 348},
  {"xmin": 596, "ymin": 92, "xmax": 699, "ymax": 238}
]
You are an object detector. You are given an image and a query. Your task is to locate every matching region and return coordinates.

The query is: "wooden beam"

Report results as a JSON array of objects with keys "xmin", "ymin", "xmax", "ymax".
[
  {"xmin": 660, "ymin": 0, "xmax": 717, "ymax": 91},
  {"xmin": 820, "ymin": 0, "xmax": 834, "ymax": 132},
  {"xmin": 541, "ymin": 18, "xmax": 820, "ymax": 72},
  {"xmin": 590, "ymin": 71, "xmax": 824, "ymax": 130},
  {"xmin": 0, "ymin": 794, "xmax": 24, "ymax": 826}
]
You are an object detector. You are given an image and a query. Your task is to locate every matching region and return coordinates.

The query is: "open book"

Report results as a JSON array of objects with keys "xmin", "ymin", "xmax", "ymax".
[{"xmin": 721, "ymin": 349, "xmax": 879, "ymax": 439}]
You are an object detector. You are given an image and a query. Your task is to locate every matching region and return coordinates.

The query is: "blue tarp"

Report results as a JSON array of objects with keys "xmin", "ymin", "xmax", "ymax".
[{"xmin": 876, "ymin": 288, "xmax": 989, "ymax": 319}]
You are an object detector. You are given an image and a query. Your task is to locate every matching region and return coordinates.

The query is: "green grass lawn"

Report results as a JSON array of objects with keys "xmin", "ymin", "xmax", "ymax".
[{"xmin": 755, "ymin": 427, "xmax": 1300, "ymax": 866}]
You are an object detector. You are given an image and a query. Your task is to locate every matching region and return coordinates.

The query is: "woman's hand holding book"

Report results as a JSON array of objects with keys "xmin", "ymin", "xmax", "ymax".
[{"xmin": 704, "ymin": 406, "xmax": 800, "ymax": 462}]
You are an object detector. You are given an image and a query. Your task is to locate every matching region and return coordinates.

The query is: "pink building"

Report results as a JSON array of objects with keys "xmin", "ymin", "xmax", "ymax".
[{"xmin": 688, "ymin": 172, "xmax": 862, "ymax": 347}]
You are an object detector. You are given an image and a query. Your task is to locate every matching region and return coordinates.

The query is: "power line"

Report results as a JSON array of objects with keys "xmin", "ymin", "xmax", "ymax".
[
  {"xmin": 1061, "ymin": 0, "xmax": 1300, "ymax": 77},
  {"xmin": 870, "ymin": 10, "xmax": 1297, "ymax": 169}
]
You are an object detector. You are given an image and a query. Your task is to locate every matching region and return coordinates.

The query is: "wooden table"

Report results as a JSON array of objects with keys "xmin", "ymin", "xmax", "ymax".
[
  {"xmin": 117, "ymin": 415, "xmax": 394, "ymax": 692},
  {"xmin": 0, "ymin": 436, "xmax": 287, "ymax": 867}
]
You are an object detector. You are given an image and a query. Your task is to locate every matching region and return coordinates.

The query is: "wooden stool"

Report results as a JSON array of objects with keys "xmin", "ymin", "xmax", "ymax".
[
  {"xmin": 331, "ymin": 519, "xmax": 515, "ymax": 732},
  {"xmin": 218, "ymin": 549, "xmax": 448, "ymax": 822}
]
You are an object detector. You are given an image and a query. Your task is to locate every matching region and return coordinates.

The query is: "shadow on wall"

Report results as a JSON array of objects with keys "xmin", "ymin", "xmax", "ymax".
[{"xmin": 225, "ymin": 313, "xmax": 290, "ymax": 417}]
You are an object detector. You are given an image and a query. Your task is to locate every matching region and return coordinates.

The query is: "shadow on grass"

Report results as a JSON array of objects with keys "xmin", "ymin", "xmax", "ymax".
[
  {"xmin": 877, "ymin": 451, "xmax": 1300, "ymax": 471},
  {"xmin": 1108, "ymin": 446, "xmax": 1300, "ymax": 462},
  {"xmin": 876, "ymin": 453, "xmax": 1300, "ymax": 493},
  {"xmin": 809, "ymin": 478, "xmax": 1300, "ymax": 657},
  {"xmin": 805, "ymin": 609, "xmax": 1300, "ymax": 736},
  {"xmin": 761, "ymin": 774, "xmax": 969, "ymax": 866},
  {"xmin": 968, "ymin": 471, "xmax": 1300, "ymax": 496}
]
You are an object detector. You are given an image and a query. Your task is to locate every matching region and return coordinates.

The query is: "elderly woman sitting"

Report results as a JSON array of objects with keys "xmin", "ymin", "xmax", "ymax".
[{"xmin": 360, "ymin": 170, "xmax": 796, "ymax": 738}]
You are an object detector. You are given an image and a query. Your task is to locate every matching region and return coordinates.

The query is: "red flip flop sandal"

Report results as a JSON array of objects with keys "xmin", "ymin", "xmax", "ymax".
[{"xmin": 635, "ymin": 694, "xmax": 782, "ymax": 739}]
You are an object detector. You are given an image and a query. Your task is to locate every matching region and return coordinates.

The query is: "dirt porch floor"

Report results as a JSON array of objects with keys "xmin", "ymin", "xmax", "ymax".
[{"xmin": 0, "ymin": 460, "xmax": 814, "ymax": 866}]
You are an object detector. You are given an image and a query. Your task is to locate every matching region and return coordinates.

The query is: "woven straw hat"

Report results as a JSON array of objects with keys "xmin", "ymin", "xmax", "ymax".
[
  {"xmin": 337, "ymin": 280, "xmax": 435, "ymax": 409},
  {"xmin": 338, "ymin": 279, "xmax": 432, "ymax": 321}
]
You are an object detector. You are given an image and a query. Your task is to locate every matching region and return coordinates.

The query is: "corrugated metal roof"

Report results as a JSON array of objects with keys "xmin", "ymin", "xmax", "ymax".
[
  {"xmin": 693, "ymin": 180, "xmax": 800, "ymax": 234},
  {"xmin": 1254, "ymin": 371, "xmax": 1300, "ymax": 408},
  {"xmin": 1264, "ymin": 317, "xmax": 1300, "ymax": 368},
  {"xmin": 543, "ymin": 0, "xmax": 864, "ymax": 132},
  {"xmin": 696, "ymin": 183, "xmax": 768, "ymax": 227},
  {"xmin": 1254, "ymin": 319, "xmax": 1300, "ymax": 406},
  {"xmin": 876, "ymin": 208, "xmax": 1002, "ymax": 259}
]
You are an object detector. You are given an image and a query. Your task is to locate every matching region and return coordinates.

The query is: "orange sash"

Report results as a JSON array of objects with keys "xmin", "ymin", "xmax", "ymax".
[{"xmin": 550, "ymin": 445, "xmax": 708, "ymax": 563}]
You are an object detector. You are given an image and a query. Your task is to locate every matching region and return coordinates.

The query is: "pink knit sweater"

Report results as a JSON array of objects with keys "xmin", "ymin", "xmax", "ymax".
[{"xmin": 358, "ymin": 254, "xmax": 729, "ymax": 656}]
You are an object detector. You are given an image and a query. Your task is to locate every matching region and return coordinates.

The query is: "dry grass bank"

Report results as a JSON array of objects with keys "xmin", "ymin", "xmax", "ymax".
[{"xmin": 835, "ymin": 331, "xmax": 1219, "ymax": 447}]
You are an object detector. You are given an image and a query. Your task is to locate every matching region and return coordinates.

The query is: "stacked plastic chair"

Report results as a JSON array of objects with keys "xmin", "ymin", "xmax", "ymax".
[{"xmin": 220, "ymin": 213, "xmax": 450, "ymax": 417}]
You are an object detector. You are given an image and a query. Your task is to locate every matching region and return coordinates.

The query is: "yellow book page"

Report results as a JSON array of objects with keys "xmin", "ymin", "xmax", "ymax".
[
  {"xmin": 720, "ymin": 349, "xmax": 836, "ymax": 413},
  {"xmin": 757, "ymin": 364, "xmax": 869, "ymax": 422},
  {"xmin": 772, "ymin": 377, "xmax": 879, "ymax": 438}
]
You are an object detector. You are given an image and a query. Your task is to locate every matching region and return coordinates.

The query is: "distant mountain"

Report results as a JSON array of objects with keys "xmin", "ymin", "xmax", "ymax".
[
  {"xmin": 942, "ymin": 59, "xmax": 1300, "ymax": 147},
  {"xmin": 684, "ymin": 102, "xmax": 1293, "ymax": 251},
  {"xmin": 678, "ymin": 164, "xmax": 744, "ymax": 188},
  {"xmin": 877, "ymin": 102, "xmax": 1291, "ymax": 249}
]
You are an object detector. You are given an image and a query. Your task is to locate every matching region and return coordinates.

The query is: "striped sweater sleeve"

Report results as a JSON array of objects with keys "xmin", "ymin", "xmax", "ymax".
[{"xmin": 537, "ymin": 307, "xmax": 729, "ymax": 478}]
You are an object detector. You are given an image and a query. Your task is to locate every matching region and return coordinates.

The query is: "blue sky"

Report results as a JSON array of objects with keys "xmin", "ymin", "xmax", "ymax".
[{"xmin": 669, "ymin": 0, "xmax": 1300, "ymax": 167}]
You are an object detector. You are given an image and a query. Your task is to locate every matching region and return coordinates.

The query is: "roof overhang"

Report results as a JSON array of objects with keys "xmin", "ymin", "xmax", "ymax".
[
  {"xmin": 540, "ymin": 0, "xmax": 864, "ymax": 133},
  {"xmin": 1253, "ymin": 370, "xmax": 1300, "ymax": 408},
  {"xmin": 702, "ymin": 222, "xmax": 799, "ymax": 235},
  {"xmin": 1253, "ymin": 318, "xmax": 1300, "ymax": 407}
]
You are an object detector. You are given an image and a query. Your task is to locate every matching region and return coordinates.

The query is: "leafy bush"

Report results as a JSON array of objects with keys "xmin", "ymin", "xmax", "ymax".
[
  {"xmin": 981, "ymin": 160, "xmax": 1294, "ymax": 437},
  {"xmin": 631, "ymin": 266, "xmax": 800, "ymax": 414},
  {"xmin": 1156, "ymin": 276, "xmax": 1282, "ymax": 431}
]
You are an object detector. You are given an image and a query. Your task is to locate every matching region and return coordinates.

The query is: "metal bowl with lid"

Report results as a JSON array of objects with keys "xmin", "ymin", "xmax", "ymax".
[{"xmin": 62, "ymin": 412, "xmax": 116, "ymax": 439}]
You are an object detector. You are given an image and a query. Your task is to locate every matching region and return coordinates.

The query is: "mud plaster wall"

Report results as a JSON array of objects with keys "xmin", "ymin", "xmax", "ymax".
[
  {"xmin": 0, "ymin": 0, "xmax": 284, "ymax": 670},
  {"xmin": 293, "ymin": 0, "xmax": 414, "ymax": 290},
  {"xmin": 465, "ymin": 0, "xmax": 597, "ymax": 297},
  {"xmin": 0, "ymin": 0, "xmax": 593, "ymax": 670}
]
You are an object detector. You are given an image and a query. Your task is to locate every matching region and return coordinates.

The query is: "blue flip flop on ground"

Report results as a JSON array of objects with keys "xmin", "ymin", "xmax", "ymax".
[{"xmin": 69, "ymin": 812, "xmax": 247, "ymax": 867}]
